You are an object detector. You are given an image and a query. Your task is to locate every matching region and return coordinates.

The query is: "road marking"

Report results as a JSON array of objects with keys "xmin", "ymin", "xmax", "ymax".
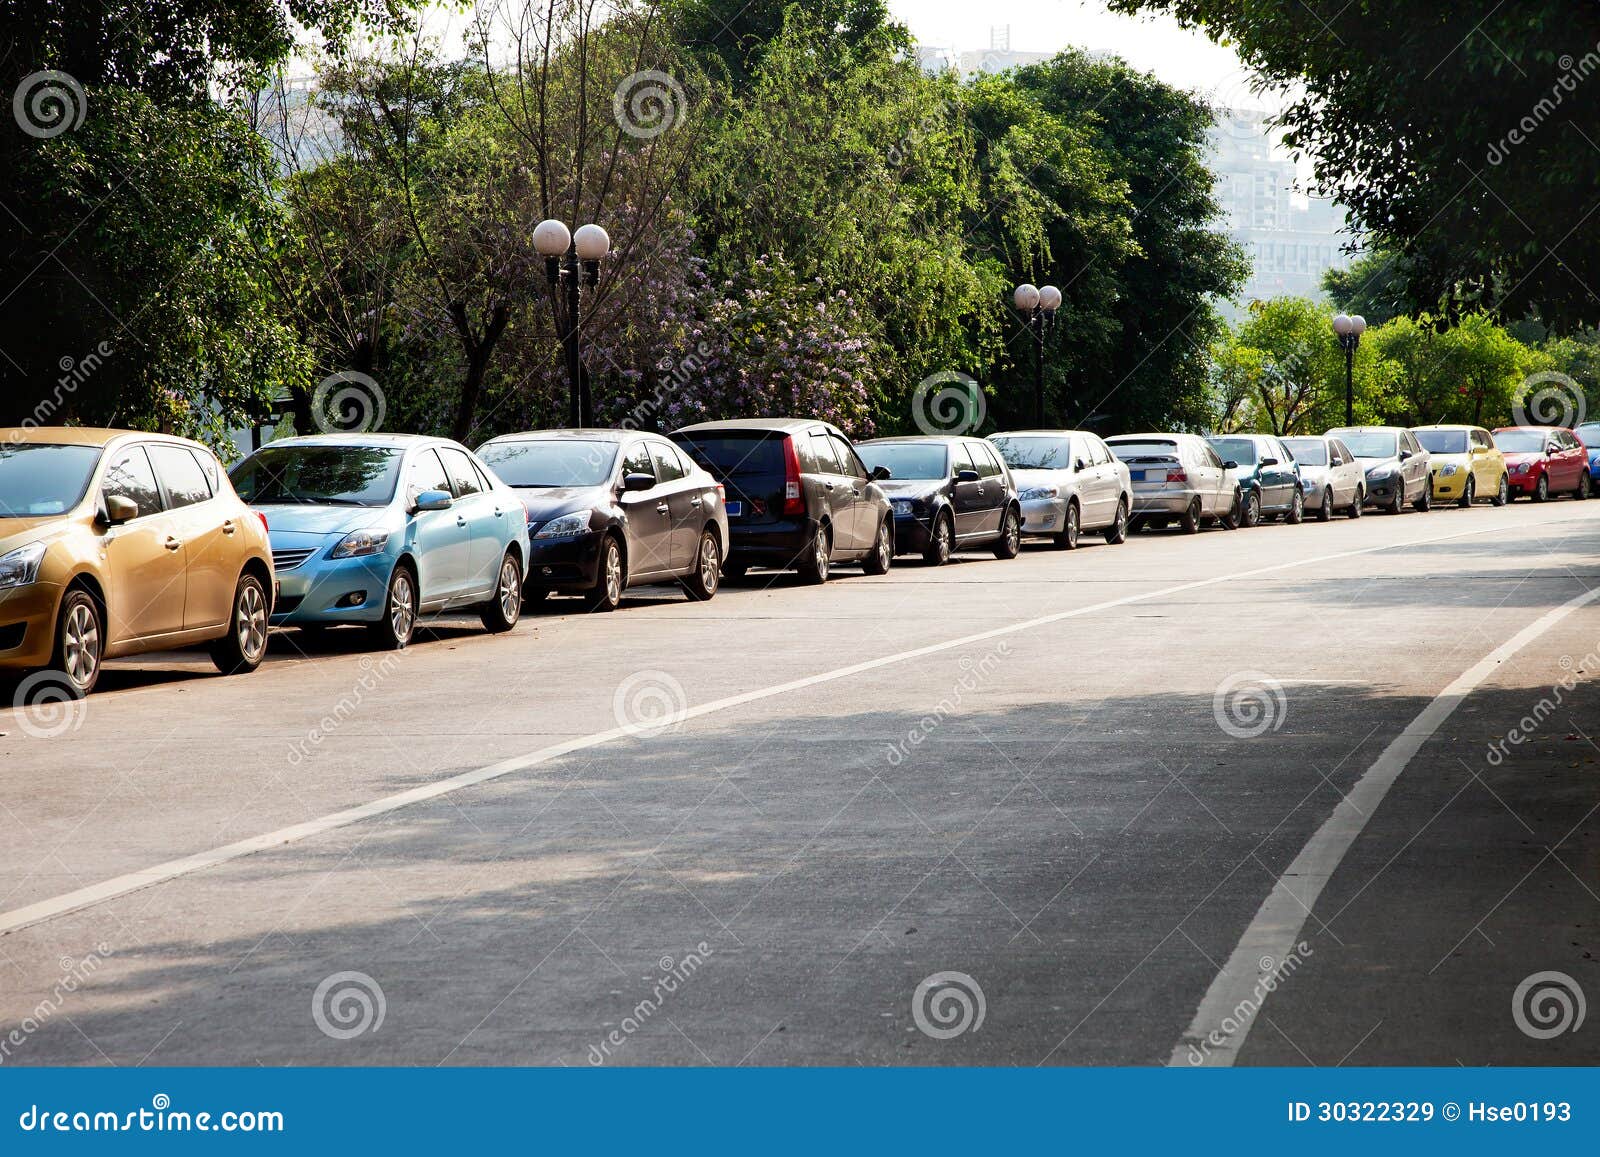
[
  {"xmin": 1, "ymin": 513, "xmax": 1595, "ymax": 937},
  {"xmin": 1170, "ymin": 579, "xmax": 1600, "ymax": 1067}
]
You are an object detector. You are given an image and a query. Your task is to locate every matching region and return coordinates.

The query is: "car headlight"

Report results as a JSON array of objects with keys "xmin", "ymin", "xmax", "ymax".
[
  {"xmin": 329, "ymin": 529, "xmax": 391, "ymax": 559},
  {"xmin": 0, "ymin": 541, "xmax": 46, "ymax": 590},
  {"xmin": 1440, "ymin": 464, "xmax": 1459, "ymax": 477},
  {"xmin": 1018, "ymin": 486, "xmax": 1058, "ymax": 501},
  {"xmin": 534, "ymin": 510, "xmax": 593, "ymax": 539},
  {"xmin": 1366, "ymin": 465, "xmax": 1395, "ymax": 481},
  {"xmin": 1512, "ymin": 462, "xmax": 1529, "ymax": 474},
  {"xmin": 889, "ymin": 498, "xmax": 916, "ymax": 514}
]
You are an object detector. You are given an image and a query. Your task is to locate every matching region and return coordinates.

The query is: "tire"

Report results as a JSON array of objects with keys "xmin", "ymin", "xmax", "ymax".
[
  {"xmin": 1179, "ymin": 498, "xmax": 1202, "ymax": 534},
  {"xmin": 1054, "ymin": 501, "xmax": 1081, "ymax": 550},
  {"xmin": 1284, "ymin": 488, "xmax": 1305, "ymax": 525},
  {"xmin": 478, "ymin": 551, "xmax": 523, "ymax": 632},
  {"xmin": 1532, "ymin": 474, "xmax": 1549, "ymax": 502},
  {"xmin": 1219, "ymin": 489, "xmax": 1241, "ymax": 531},
  {"xmin": 1240, "ymin": 490, "xmax": 1261, "ymax": 528},
  {"xmin": 584, "ymin": 534, "xmax": 626, "ymax": 610},
  {"xmin": 1316, "ymin": 488, "xmax": 1333, "ymax": 522},
  {"xmin": 367, "ymin": 562, "xmax": 419, "ymax": 649},
  {"xmin": 1387, "ymin": 480, "xmax": 1405, "ymax": 515},
  {"xmin": 1491, "ymin": 475, "xmax": 1509, "ymax": 507},
  {"xmin": 211, "ymin": 571, "xmax": 271, "ymax": 674},
  {"xmin": 1458, "ymin": 476, "xmax": 1475, "ymax": 509},
  {"xmin": 1104, "ymin": 499, "xmax": 1129, "ymax": 545},
  {"xmin": 45, "ymin": 587, "xmax": 103, "ymax": 698},
  {"xmin": 796, "ymin": 523, "xmax": 831, "ymax": 584},
  {"xmin": 993, "ymin": 506, "xmax": 1022, "ymax": 559},
  {"xmin": 681, "ymin": 528, "xmax": 723, "ymax": 599},
  {"xmin": 1413, "ymin": 478, "xmax": 1432, "ymax": 512},
  {"xmin": 1575, "ymin": 472, "xmax": 1591, "ymax": 501},
  {"xmin": 861, "ymin": 519, "xmax": 892, "ymax": 575},
  {"xmin": 1348, "ymin": 488, "xmax": 1364, "ymax": 518},
  {"xmin": 922, "ymin": 512, "xmax": 953, "ymax": 566}
]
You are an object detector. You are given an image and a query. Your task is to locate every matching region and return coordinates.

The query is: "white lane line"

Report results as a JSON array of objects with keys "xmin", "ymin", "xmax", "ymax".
[
  {"xmin": 2, "ymin": 513, "xmax": 1595, "ymax": 938},
  {"xmin": 1170, "ymin": 579, "xmax": 1600, "ymax": 1067}
]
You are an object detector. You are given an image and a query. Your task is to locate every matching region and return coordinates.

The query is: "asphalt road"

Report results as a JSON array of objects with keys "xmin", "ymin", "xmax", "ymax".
[{"xmin": 3, "ymin": 499, "xmax": 1599, "ymax": 1067}]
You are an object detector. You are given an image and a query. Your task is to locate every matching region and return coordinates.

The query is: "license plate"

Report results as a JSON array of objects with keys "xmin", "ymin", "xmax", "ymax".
[
  {"xmin": 725, "ymin": 500, "xmax": 742, "ymax": 517},
  {"xmin": 1130, "ymin": 470, "xmax": 1147, "ymax": 482}
]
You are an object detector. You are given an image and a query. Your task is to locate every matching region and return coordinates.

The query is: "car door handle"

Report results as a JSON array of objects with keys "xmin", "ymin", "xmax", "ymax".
[
  {"xmin": 456, "ymin": 516, "xmax": 468, "ymax": 527},
  {"xmin": 689, "ymin": 497, "xmax": 702, "ymax": 508},
  {"xmin": 492, "ymin": 506, "xmax": 504, "ymax": 518},
  {"xmin": 164, "ymin": 536, "xmax": 182, "ymax": 552},
  {"xmin": 823, "ymin": 481, "xmax": 834, "ymax": 491},
  {"xmin": 851, "ymin": 488, "xmax": 862, "ymax": 497},
  {"xmin": 221, "ymin": 519, "xmax": 236, "ymax": 535},
  {"xmin": 656, "ymin": 502, "xmax": 670, "ymax": 514}
]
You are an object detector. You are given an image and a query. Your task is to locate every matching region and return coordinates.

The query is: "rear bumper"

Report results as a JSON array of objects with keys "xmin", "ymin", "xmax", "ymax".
[
  {"xmin": 1129, "ymin": 488, "xmax": 1199, "ymax": 516},
  {"xmin": 726, "ymin": 517, "xmax": 817, "ymax": 564}
]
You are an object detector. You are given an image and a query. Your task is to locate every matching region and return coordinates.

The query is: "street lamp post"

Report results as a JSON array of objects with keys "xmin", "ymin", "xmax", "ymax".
[
  {"xmin": 534, "ymin": 218, "xmax": 611, "ymax": 427},
  {"xmin": 1014, "ymin": 283, "xmax": 1061, "ymax": 426},
  {"xmin": 1331, "ymin": 312, "xmax": 1367, "ymax": 426}
]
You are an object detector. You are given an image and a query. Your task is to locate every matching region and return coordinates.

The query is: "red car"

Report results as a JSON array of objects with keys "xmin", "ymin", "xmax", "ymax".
[{"xmin": 1493, "ymin": 425, "xmax": 1592, "ymax": 501}]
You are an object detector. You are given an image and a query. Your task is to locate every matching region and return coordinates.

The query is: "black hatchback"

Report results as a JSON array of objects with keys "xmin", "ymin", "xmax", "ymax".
[
  {"xmin": 670, "ymin": 418, "xmax": 894, "ymax": 583},
  {"xmin": 855, "ymin": 436, "xmax": 1022, "ymax": 565}
]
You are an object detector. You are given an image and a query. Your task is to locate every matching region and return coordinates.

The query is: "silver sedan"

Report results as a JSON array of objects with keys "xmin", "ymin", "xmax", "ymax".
[
  {"xmin": 988, "ymin": 429, "xmax": 1133, "ymax": 548},
  {"xmin": 1105, "ymin": 432, "xmax": 1239, "ymax": 534},
  {"xmin": 1282, "ymin": 435, "xmax": 1365, "ymax": 520}
]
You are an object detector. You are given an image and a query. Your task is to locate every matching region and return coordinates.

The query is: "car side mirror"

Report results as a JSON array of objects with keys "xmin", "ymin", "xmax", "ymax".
[
  {"xmin": 1074, "ymin": 458, "xmax": 1088, "ymax": 472},
  {"xmin": 622, "ymin": 472, "xmax": 655, "ymax": 492},
  {"xmin": 414, "ymin": 488, "xmax": 453, "ymax": 512},
  {"xmin": 870, "ymin": 465, "xmax": 891, "ymax": 481},
  {"xmin": 955, "ymin": 469, "xmax": 980, "ymax": 483},
  {"xmin": 1399, "ymin": 450, "xmax": 1412, "ymax": 461},
  {"xmin": 102, "ymin": 494, "xmax": 139, "ymax": 525},
  {"xmin": 1259, "ymin": 456, "xmax": 1278, "ymax": 467},
  {"xmin": 1222, "ymin": 460, "xmax": 1238, "ymax": 470}
]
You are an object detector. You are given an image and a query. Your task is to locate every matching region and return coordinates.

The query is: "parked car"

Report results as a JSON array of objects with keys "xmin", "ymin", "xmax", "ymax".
[
  {"xmin": 670, "ymin": 419, "xmax": 892, "ymax": 583},
  {"xmin": 1412, "ymin": 425, "xmax": 1508, "ymax": 507},
  {"xmin": 1105, "ymin": 433, "xmax": 1239, "ymax": 533},
  {"xmin": 987, "ymin": 429, "xmax": 1131, "ymax": 549},
  {"xmin": 1281, "ymin": 435, "xmax": 1365, "ymax": 520},
  {"xmin": 476, "ymin": 429, "xmax": 729, "ymax": 610},
  {"xmin": 1206, "ymin": 434, "xmax": 1305, "ymax": 526},
  {"xmin": 855, "ymin": 437, "xmax": 1021, "ymax": 564},
  {"xmin": 229, "ymin": 434, "xmax": 527, "ymax": 648},
  {"xmin": 1577, "ymin": 422, "xmax": 1600, "ymax": 485},
  {"xmin": 1326, "ymin": 426, "xmax": 1433, "ymax": 513},
  {"xmin": 1493, "ymin": 425, "xmax": 1591, "ymax": 502},
  {"xmin": 0, "ymin": 428, "xmax": 274, "ymax": 697}
]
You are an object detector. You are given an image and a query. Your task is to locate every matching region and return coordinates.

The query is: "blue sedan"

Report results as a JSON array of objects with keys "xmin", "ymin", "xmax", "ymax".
[
  {"xmin": 229, "ymin": 434, "xmax": 529, "ymax": 648},
  {"xmin": 1577, "ymin": 422, "xmax": 1600, "ymax": 483}
]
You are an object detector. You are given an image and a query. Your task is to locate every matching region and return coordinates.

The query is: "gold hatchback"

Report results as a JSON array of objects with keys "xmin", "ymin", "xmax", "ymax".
[{"xmin": 0, "ymin": 428, "xmax": 275, "ymax": 698}]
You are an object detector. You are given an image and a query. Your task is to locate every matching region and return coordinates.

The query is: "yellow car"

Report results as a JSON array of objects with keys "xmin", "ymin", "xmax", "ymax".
[
  {"xmin": 0, "ymin": 428, "xmax": 275, "ymax": 698},
  {"xmin": 1412, "ymin": 424, "xmax": 1508, "ymax": 507}
]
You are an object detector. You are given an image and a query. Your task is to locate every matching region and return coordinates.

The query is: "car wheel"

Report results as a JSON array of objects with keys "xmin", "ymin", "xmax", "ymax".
[
  {"xmin": 1219, "ymin": 489, "xmax": 1241, "ymax": 531},
  {"xmin": 1316, "ymin": 488, "xmax": 1333, "ymax": 522},
  {"xmin": 1413, "ymin": 478, "xmax": 1433, "ymax": 512},
  {"xmin": 1284, "ymin": 488, "xmax": 1305, "ymax": 524},
  {"xmin": 1054, "ymin": 501, "xmax": 1081, "ymax": 550},
  {"xmin": 1576, "ymin": 472, "xmax": 1591, "ymax": 501},
  {"xmin": 368, "ymin": 562, "xmax": 419, "ymax": 649},
  {"xmin": 479, "ymin": 551, "xmax": 523, "ymax": 632},
  {"xmin": 211, "ymin": 571, "xmax": 271, "ymax": 674},
  {"xmin": 1179, "ymin": 497, "xmax": 1202, "ymax": 534},
  {"xmin": 861, "ymin": 519, "xmax": 893, "ymax": 575},
  {"xmin": 1532, "ymin": 474, "xmax": 1548, "ymax": 502},
  {"xmin": 994, "ymin": 506, "xmax": 1022, "ymax": 559},
  {"xmin": 1348, "ymin": 487, "xmax": 1364, "ymax": 518},
  {"xmin": 46, "ymin": 587, "xmax": 103, "ymax": 699},
  {"xmin": 1491, "ymin": 475, "xmax": 1509, "ymax": 507},
  {"xmin": 1458, "ymin": 476, "xmax": 1475, "ymax": 509},
  {"xmin": 681, "ymin": 529, "xmax": 723, "ymax": 599},
  {"xmin": 584, "ymin": 534, "xmax": 626, "ymax": 610},
  {"xmin": 1387, "ymin": 480, "xmax": 1405, "ymax": 514},
  {"xmin": 796, "ymin": 523, "xmax": 831, "ymax": 584},
  {"xmin": 1240, "ymin": 490, "xmax": 1261, "ymax": 528},
  {"xmin": 922, "ymin": 512, "xmax": 953, "ymax": 566},
  {"xmin": 1104, "ymin": 499, "xmax": 1129, "ymax": 545}
]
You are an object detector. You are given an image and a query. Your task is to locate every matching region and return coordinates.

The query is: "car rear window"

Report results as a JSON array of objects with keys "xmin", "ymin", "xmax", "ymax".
[
  {"xmin": 1108, "ymin": 441, "xmax": 1179, "ymax": 461},
  {"xmin": 673, "ymin": 433, "xmax": 786, "ymax": 479}
]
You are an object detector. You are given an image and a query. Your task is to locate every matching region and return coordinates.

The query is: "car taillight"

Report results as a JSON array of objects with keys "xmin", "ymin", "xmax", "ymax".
[
  {"xmin": 782, "ymin": 436, "xmax": 805, "ymax": 516},
  {"xmin": 255, "ymin": 511, "xmax": 269, "ymax": 532},
  {"xmin": 716, "ymin": 483, "xmax": 725, "ymax": 503},
  {"xmin": 1165, "ymin": 469, "xmax": 1188, "ymax": 483}
]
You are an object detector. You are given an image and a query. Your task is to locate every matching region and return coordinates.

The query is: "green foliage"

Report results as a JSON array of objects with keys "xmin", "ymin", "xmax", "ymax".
[
  {"xmin": 669, "ymin": 0, "xmax": 902, "ymax": 89},
  {"xmin": 1320, "ymin": 247, "xmax": 1417, "ymax": 328}
]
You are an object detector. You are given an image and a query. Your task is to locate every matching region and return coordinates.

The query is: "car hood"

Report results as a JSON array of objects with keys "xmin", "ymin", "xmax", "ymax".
[
  {"xmin": 513, "ymin": 485, "xmax": 607, "ymax": 518},
  {"xmin": 0, "ymin": 516, "xmax": 72, "ymax": 553},
  {"xmin": 1008, "ymin": 468, "xmax": 1070, "ymax": 489},
  {"xmin": 254, "ymin": 504, "xmax": 395, "ymax": 537},
  {"xmin": 1500, "ymin": 451, "xmax": 1545, "ymax": 466},
  {"xmin": 1356, "ymin": 455, "xmax": 1404, "ymax": 474},
  {"xmin": 876, "ymin": 478, "xmax": 949, "ymax": 500},
  {"xmin": 1429, "ymin": 452, "xmax": 1471, "ymax": 470}
]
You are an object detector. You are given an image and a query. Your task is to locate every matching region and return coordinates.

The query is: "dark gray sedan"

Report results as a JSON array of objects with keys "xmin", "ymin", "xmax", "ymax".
[{"xmin": 856, "ymin": 436, "xmax": 1022, "ymax": 565}]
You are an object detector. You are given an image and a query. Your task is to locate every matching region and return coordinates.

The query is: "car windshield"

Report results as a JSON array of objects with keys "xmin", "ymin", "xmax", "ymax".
[
  {"xmin": 1415, "ymin": 430, "xmax": 1468, "ymax": 454},
  {"xmin": 1108, "ymin": 440, "xmax": 1178, "ymax": 461},
  {"xmin": 478, "ymin": 439, "xmax": 617, "ymax": 487},
  {"xmin": 0, "ymin": 443, "xmax": 102, "ymax": 517},
  {"xmin": 989, "ymin": 435, "xmax": 1073, "ymax": 470},
  {"xmin": 1334, "ymin": 431, "xmax": 1399, "ymax": 459},
  {"xmin": 1577, "ymin": 424, "xmax": 1600, "ymax": 449},
  {"xmin": 1208, "ymin": 437, "xmax": 1258, "ymax": 465},
  {"xmin": 230, "ymin": 444, "xmax": 402, "ymax": 506},
  {"xmin": 672, "ymin": 434, "xmax": 785, "ymax": 478},
  {"xmin": 857, "ymin": 443, "xmax": 948, "ymax": 479},
  {"xmin": 1282, "ymin": 439, "xmax": 1327, "ymax": 466},
  {"xmin": 1493, "ymin": 430, "xmax": 1547, "ymax": 454}
]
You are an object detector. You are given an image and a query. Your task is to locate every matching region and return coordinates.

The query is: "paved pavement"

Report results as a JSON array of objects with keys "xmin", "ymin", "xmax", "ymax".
[{"xmin": 2, "ymin": 500, "xmax": 1598, "ymax": 1066}]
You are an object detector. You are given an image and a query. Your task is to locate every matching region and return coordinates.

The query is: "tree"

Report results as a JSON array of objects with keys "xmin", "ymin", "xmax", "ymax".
[
  {"xmin": 1320, "ymin": 247, "xmax": 1416, "ymax": 328},
  {"xmin": 669, "ymin": 0, "xmax": 901, "ymax": 89},
  {"xmin": 1108, "ymin": 0, "xmax": 1600, "ymax": 330},
  {"xmin": 1212, "ymin": 298, "xmax": 1364, "ymax": 434}
]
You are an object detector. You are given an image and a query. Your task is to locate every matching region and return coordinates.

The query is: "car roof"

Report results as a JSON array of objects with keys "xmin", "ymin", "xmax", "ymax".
[
  {"xmin": 0, "ymin": 426, "xmax": 212, "ymax": 451},
  {"xmin": 1493, "ymin": 425, "xmax": 1552, "ymax": 433},
  {"xmin": 672, "ymin": 418, "xmax": 829, "ymax": 435},
  {"xmin": 479, "ymin": 428, "xmax": 638, "ymax": 446},
  {"xmin": 1106, "ymin": 432, "xmax": 1191, "ymax": 442},
  {"xmin": 1329, "ymin": 425, "xmax": 1406, "ymax": 434},
  {"xmin": 1412, "ymin": 424, "xmax": 1477, "ymax": 431},
  {"xmin": 989, "ymin": 429, "xmax": 1091, "ymax": 437},
  {"xmin": 858, "ymin": 436, "xmax": 967, "ymax": 446},
  {"xmin": 256, "ymin": 432, "xmax": 444, "ymax": 450}
]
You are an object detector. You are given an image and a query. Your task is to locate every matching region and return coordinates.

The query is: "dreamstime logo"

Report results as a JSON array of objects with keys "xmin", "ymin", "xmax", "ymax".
[
  {"xmin": 1512, "ymin": 971, "xmax": 1586, "ymax": 1040},
  {"xmin": 13, "ymin": 71, "xmax": 87, "ymax": 138},
  {"xmin": 612, "ymin": 670, "xmax": 689, "ymax": 737},
  {"xmin": 912, "ymin": 971, "xmax": 986, "ymax": 1040},
  {"xmin": 1514, "ymin": 370, "xmax": 1587, "ymax": 428},
  {"xmin": 311, "ymin": 970, "xmax": 386, "ymax": 1040},
  {"xmin": 1212, "ymin": 671, "xmax": 1287, "ymax": 739},
  {"xmin": 11, "ymin": 672, "xmax": 87, "ymax": 739},
  {"xmin": 612, "ymin": 70, "xmax": 685, "ymax": 139},
  {"xmin": 311, "ymin": 371, "xmax": 386, "ymax": 434},
  {"xmin": 0, "ymin": 943, "xmax": 113, "ymax": 1065},
  {"xmin": 911, "ymin": 371, "xmax": 985, "ymax": 436},
  {"xmin": 1205, "ymin": 70, "xmax": 1272, "ymax": 140}
]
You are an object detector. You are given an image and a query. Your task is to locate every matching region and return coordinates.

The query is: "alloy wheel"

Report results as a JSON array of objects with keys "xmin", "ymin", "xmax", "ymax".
[
  {"xmin": 390, "ymin": 570, "xmax": 417, "ymax": 645},
  {"xmin": 498, "ymin": 558, "xmax": 522, "ymax": 621},
  {"xmin": 700, "ymin": 535, "xmax": 720, "ymax": 594},
  {"xmin": 604, "ymin": 541, "xmax": 624, "ymax": 604},
  {"xmin": 62, "ymin": 600, "xmax": 101, "ymax": 690},
  {"xmin": 236, "ymin": 580, "xmax": 269, "ymax": 664}
]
